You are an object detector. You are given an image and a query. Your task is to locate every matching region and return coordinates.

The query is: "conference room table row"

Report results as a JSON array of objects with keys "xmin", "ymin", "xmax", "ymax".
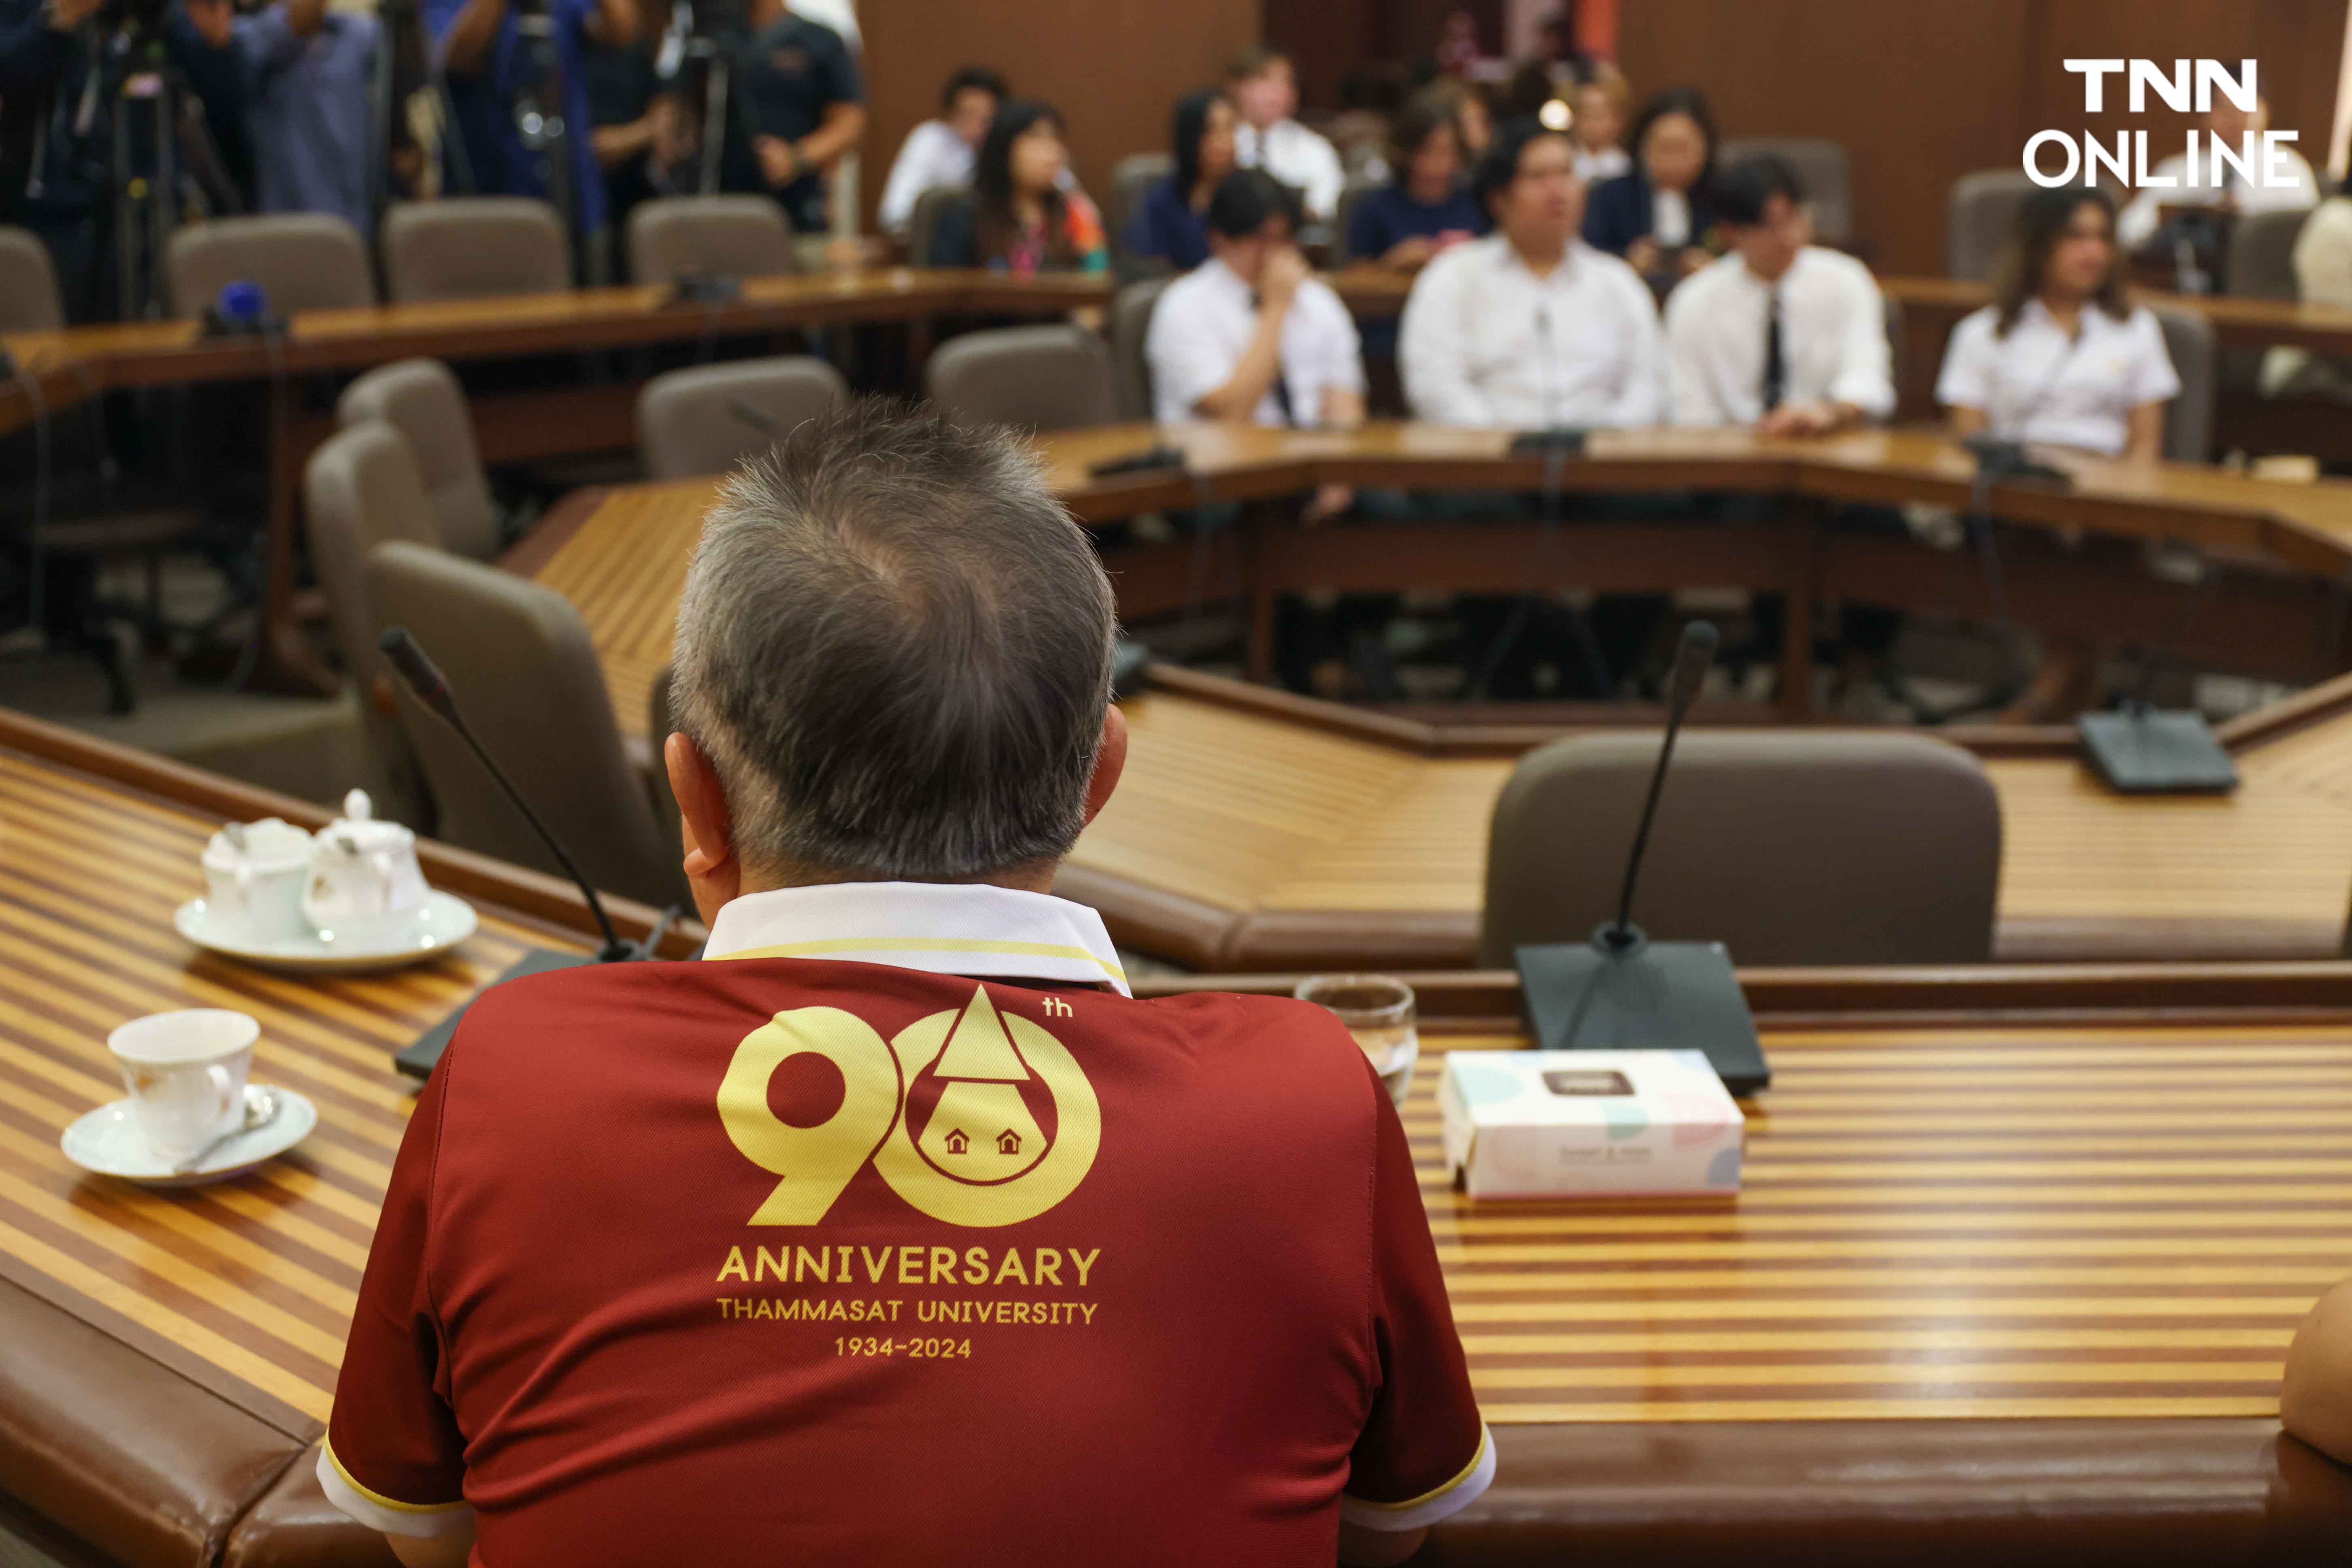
[{"xmin": 3, "ymin": 701, "xmax": 2351, "ymax": 1567}]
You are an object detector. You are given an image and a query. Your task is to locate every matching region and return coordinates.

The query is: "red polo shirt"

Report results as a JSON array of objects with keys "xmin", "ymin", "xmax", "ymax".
[{"xmin": 324, "ymin": 884, "xmax": 1489, "ymax": 1562}]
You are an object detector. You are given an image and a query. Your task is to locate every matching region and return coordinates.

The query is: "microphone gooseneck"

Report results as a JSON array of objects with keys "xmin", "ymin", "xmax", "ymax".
[
  {"xmin": 377, "ymin": 626, "xmax": 635, "ymax": 960},
  {"xmin": 1603, "ymin": 620, "xmax": 1719, "ymax": 951}
]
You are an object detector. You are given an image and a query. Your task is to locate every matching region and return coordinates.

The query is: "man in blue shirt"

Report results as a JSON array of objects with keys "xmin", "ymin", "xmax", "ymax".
[
  {"xmin": 234, "ymin": 0, "xmax": 379, "ymax": 234},
  {"xmin": 426, "ymin": 0, "xmax": 635, "ymax": 242},
  {"xmin": 718, "ymin": 0, "xmax": 861, "ymax": 233}
]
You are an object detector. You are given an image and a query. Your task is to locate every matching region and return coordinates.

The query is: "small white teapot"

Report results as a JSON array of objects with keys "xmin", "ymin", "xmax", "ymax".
[{"xmin": 302, "ymin": 790, "xmax": 429, "ymax": 944}]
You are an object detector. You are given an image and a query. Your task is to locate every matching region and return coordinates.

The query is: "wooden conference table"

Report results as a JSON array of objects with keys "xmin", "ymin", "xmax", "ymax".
[
  {"xmin": 4, "ymin": 702, "xmax": 2352, "ymax": 1565},
  {"xmin": 0, "ymin": 268, "xmax": 1105, "ymax": 697}
]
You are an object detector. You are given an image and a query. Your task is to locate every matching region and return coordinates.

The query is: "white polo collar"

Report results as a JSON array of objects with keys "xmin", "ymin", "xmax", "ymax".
[{"xmin": 701, "ymin": 881, "xmax": 1129, "ymax": 996}]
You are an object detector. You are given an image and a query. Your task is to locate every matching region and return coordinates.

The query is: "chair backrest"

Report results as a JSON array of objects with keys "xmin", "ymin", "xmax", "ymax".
[
  {"xmin": 164, "ymin": 214, "xmax": 375, "ymax": 319},
  {"xmin": 910, "ymin": 184, "xmax": 974, "ymax": 267},
  {"xmin": 626, "ymin": 195, "xmax": 797, "ymax": 285},
  {"xmin": 1111, "ymin": 275, "xmax": 1174, "ymax": 421},
  {"xmin": 1477, "ymin": 730, "xmax": 2003, "ymax": 967},
  {"xmin": 1720, "ymin": 136, "xmax": 1854, "ymax": 245},
  {"xmin": 1881, "ymin": 292, "xmax": 1907, "ymax": 401},
  {"xmin": 2227, "ymin": 206, "xmax": 2309, "ymax": 301},
  {"xmin": 0, "ymin": 227, "xmax": 64, "ymax": 330},
  {"xmin": 1330, "ymin": 176, "xmax": 1384, "ymax": 263},
  {"xmin": 380, "ymin": 198, "xmax": 571, "ymax": 303},
  {"xmin": 366, "ymin": 540, "xmax": 688, "ymax": 909},
  {"xmin": 1108, "ymin": 152, "xmax": 1175, "ymax": 248},
  {"xmin": 924, "ymin": 324, "xmax": 1118, "ymax": 432},
  {"xmin": 335, "ymin": 360, "xmax": 500, "ymax": 561},
  {"xmin": 1945, "ymin": 169, "xmax": 2038, "ymax": 283},
  {"xmin": 301, "ymin": 421, "xmax": 443, "ymax": 683},
  {"xmin": 635, "ymin": 355, "xmax": 849, "ymax": 479},
  {"xmin": 2148, "ymin": 301, "xmax": 2216, "ymax": 463}
]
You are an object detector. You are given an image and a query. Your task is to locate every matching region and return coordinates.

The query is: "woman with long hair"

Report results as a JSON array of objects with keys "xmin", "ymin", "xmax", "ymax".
[
  {"xmin": 1936, "ymin": 184, "xmax": 2179, "ymax": 460},
  {"xmin": 925, "ymin": 100, "xmax": 1107, "ymax": 275},
  {"xmin": 1581, "ymin": 85, "xmax": 1722, "ymax": 284},
  {"xmin": 1123, "ymin": 88, "xmax": 1240, "ymax": 273}
]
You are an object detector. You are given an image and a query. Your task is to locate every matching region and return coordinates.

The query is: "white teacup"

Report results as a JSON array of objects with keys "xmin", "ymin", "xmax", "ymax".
[
  {"xmin": 199, "ymin": 818, "xmax": 315, "ymax": 943},
  {"xmin": 107, "ymin": 1010, "xmax": 257, "ymax": 1163},
  {"xmin": 302, "ymin": 789, "xmax": 429, "ymax": 944}
]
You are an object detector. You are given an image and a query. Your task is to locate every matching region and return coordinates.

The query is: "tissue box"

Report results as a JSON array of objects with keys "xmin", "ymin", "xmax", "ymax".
[{"xmin": 1439, "ymin": 1049, "xmax": 1743, "ymax": 1198}]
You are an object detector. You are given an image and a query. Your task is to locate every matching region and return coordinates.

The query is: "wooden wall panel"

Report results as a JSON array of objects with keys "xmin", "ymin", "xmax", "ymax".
[{"xmin": 858, "ymin": 0, "xmax": 1258, "ymax": 229}]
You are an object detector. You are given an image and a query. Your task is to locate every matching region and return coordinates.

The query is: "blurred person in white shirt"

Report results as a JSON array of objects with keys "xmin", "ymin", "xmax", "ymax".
[
  {"xmin": 877, "ymin": 65, "xmax": 1005, "ymax": 239},
  {"xmin": 1227, "ymin": 46, "xmax": 1345, "ymax": 224},
  {"xmin": 2117, "ymin": 95, "xmax": 2318, "ymax": 251}
]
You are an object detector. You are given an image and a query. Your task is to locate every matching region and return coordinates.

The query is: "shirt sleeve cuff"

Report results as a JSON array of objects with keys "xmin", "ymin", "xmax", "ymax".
[
  {"xmin": 1340, "ymin": 1423, "xmax": 1496, "ymax": 1533},
  {"xmin": 317, "ymin": 1440, "xmax": 475, "ymax": 1539}
]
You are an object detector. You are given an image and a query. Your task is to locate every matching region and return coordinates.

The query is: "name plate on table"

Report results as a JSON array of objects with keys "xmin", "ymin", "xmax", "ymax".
[{"xmin": 1439, "ymin": 1048, "xmax": 1743, "ymax": 1199}]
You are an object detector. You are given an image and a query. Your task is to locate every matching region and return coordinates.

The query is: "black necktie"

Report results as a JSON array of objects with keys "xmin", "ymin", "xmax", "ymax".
[
  {"xmin": 1762, "ymin": 287, "xmax": 1786, "ymax": 414},
  {"xmin": 1251, "ymin": 293, "xmax": 1297, "ymax": 426}
]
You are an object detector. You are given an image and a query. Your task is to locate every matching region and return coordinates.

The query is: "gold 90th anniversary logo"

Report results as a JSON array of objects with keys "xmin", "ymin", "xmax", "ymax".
[{"xmin": 716, "ymin": 986, "xmax": 1099, "ymax": 1228}]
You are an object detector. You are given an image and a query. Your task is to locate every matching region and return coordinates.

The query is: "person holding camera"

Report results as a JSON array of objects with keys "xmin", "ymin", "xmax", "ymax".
[
  {"xmin": 0, "ymin": 0, "xmax": 247, "ymax": 318},
  {"xmin": 427, "ymin": 0, "xmax": 635, "ymax": 243},
  {"xmin": 718, "ymin": 0, "xmax": 863, "ymax": 234}
]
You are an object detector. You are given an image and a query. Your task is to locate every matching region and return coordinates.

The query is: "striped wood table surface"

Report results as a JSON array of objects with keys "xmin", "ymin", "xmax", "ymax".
[
  {"xmin": 4, "ymin": 720, "xmax": 2348, "ymax": 1435},
  {"xmin": 512, "ymin": 470, "xmax": 2352, "ymax": 967}
]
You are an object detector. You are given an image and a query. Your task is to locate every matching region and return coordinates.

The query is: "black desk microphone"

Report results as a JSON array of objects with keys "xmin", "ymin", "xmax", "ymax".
[
  {"xmin": 379, "ymin": 628, "xmax": 681, "ymax": 1076},
  {"xmin": 1514, "ymin": 620, "xmax": 1770, "ymax": 1095},
  {"xmin": 2076, "ymin": 560, "xmax": 2239, "ymax": 793}
]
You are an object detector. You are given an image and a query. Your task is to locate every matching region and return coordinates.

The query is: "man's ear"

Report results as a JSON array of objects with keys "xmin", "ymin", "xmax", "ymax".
[
  {"xmin": 665, "ymin": 731, "xmax": 741, "ymax": 921},
  {"xmin": 1083, "ymin": 705, "xmax": 1127, "ymax": 827}
]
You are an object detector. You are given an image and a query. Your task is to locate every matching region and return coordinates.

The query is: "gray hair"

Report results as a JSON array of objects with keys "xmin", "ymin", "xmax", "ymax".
[{"xmin": 670, "ymin": 399, "xmax": 1116, "ymax": 882}]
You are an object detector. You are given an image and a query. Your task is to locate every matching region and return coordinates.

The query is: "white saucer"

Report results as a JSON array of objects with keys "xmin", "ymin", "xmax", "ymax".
[
  {"xmin": 174, "ymin": 891, "xmax": 478, "ymax": 974},
  {"xmin": 61, "ymin": 1086, "xmax": 318, "ymax": 1187}
]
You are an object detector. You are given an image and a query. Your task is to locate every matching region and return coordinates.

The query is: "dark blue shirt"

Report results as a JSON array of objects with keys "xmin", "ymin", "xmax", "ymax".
[
  {"xmin": 1344, "ymin": 181, "xmax": 1484, "ymax": 263},
  {"xmin": 719, "ymin": 15, "xmax": 861, "ymax": 234},
  {"xmin": 1123, "ymin": 176, "xmax": 1209, "ymax": 271},
  {"xmin": 425, "ymin": 0, "xmax": 605, "ymax": 236}
]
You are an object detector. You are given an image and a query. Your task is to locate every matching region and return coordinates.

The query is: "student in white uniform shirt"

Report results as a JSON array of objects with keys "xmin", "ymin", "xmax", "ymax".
[
  {"xmin": 1398, "ymin": 117, "xmax": 1664, "ymax": 430},
  {"xmin": 1937, "ymin": 185, "xmax": 2179, "ymax": 460},
  {"xmin": 1147, "ymin": 169, "xmax": 1363, "ymax": 521},
  {"xmin": 876, "ymin": 65, "xmax": 1005, "ymax": 239},
  {"xmin": 2117, "ymin": 95, "xmax": 2319, "ymax": 251},
  {"xmin": 1226, "ymin": 46, "xmax": 1346, "ymax": 224},
  {"xmin": 1666, "ymin": 153, "xmax": 1894, "ymax": 433},
  {"xmin": 1568, "ymin": 70, "xmax": 1631, "ymax": 187}
]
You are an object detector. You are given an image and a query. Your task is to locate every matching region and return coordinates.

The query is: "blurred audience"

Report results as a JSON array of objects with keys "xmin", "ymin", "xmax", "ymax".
[
  {"xmin": 232, "ymin": 0, "xmax": 379, "ymax": 236},
  {"xmin": 926, "ymin": 99, "xmax": 1105, "ymax": 274},
  {"xmin": 586, "ymin": 20, "xmax": 681, "ymax": 278},
  {"xmin": 1567, "ymin": 68, "xmax": 1629, "ymax": 185},
  {"xmin": 1938, "ymin": 185, "xmax": 2178, "ymax": 460},
  {"xmin": 2118, "ymin": 94, "xmax": 2317, "ymax": 251},
  {"xmin": 1666, "ymin": 153, "xmax": 1891, "ymax": 434},
  {"xmin": 1400, "ymin": 116, "xmax": 1662, "ymax": 429},
  {"xmin": 1583, "ymin": 86, "xmax": 1721, "ymax": 286},
  {"xmin": 718, "ymin": 0, "xmax": 863, "ymax": 233},
  {"xmin": 1228, "ymin": 45, "xmax": 1343, "ymax": 223},
  {"xmin": 877, "ymin": 64, "xmax": 1005, "ymax": 240},
  {"xmin": 1347, "ymin": 85, "xmax": 1485, "ymax": 268},
  {"xmin": 428, "ymin": 0, "xmax": 633, "ymax": 237},
  {"xmin": 1124, "ymin": 87, "xmax": 1237, "ymax": 274}
]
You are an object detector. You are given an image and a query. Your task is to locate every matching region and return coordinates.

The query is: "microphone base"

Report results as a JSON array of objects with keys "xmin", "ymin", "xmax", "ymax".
[
  {"xmin": 1516, "ymin": 937, "xmax": 1770, "ymax": 1097},
  {"xmin": 2078, "ymin": 708, "xmax": 2238, "ymax": 795}
]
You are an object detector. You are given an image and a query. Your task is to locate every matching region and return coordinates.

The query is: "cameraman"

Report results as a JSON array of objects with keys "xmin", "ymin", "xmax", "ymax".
[
  {"xmin": 717, "ymin": 0, "xmax": 860, "ymax": 234},
  {"xmin": 2, "ymin": 0, "xmax": 248, "ymax": 317},
  {"xmin": 427, "ymin": 0, "xmax": 634, "ymax": 245},
  {"xmin": 232, "ymin": 0, "xmax": 379, "ymax": 235}
]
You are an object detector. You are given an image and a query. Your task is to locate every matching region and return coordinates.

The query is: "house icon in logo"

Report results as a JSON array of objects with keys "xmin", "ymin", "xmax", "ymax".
[
  {"xmin": 943, "ymin": 1128, "xmax": 970, "ymax": 1155},
  {"xmin": 996, "ymin": 1129, "xmax": 1022, "ymax": 1156}
]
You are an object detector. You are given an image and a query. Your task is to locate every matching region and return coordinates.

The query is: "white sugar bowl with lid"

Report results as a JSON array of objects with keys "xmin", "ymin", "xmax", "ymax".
[
  {"xmin": 199, "ymin": 818, "xmax": 315, "ymax": 942},
  {"xmin": 301, "ymin": 790, "xmax": 430, "ymax": 943}
]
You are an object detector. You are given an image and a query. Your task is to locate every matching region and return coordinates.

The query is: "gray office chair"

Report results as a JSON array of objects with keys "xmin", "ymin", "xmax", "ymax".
[
  {"xmin": 635, "ymin": 356, "xmax": 849, "ymax": 479},
  {"xmin": 0, "ymin": 226, "xmax": 64, "ymax": 329},
  {"xmin": 913, "ymin": 185, "xmax": 979, "ymax": 266},
  {"xmin": 1945, "ymin": 170, "xmax": 2039, "ymax": 283},
  {"xmin": 164, "ymin": 213, "xmax": 376, "ymax": 317},
  {"xmin": 2148, "ymin": 302, "xmax": 2216, "ymax": 462},
  {"xmin": 1110, "ymin": 275, "xmax": 1174, "ymax": 420},
  {"xmin": 1330, "ymin": 176, "xmax": 1383, "ymax": 263},
  {"xmin": 1107, "ymin": 153, "xmax": 1175, "ymax": 249},
  {"xmin": 302, "ymin": 422, "xmax": 443, "ymax": 819},
  {"xmin": 925, "ymin": 324, "xmax": 1118, "ymax": 432},
  {"xmin": 626, "ymin": 195, "xmax": 796, "ymax": 285},
  {"xmin": 1881, "ymin": 292, "xmax": 1907, "ymax": 402},
  {"xmin": 1478, "ymin": 731, "xmax": 2003, "ymax": 967},
  {"xmin": 380, "ymin": 198, "xmax": 571, "ymax": 302},
  {"xmin": 367, "ymin": 540, "xmax": 689, "ymax": 909},
  {"xmin": 336, "ymin": 360, "xmax": 501, "ymax": 561},
  {"xmin": 2227, "ymin": 207, "xmax": 2309, "ymax": 301},
  {"xmin": 1721, "ymin": 137, "xmax": 1854, "ymax": 246}
]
